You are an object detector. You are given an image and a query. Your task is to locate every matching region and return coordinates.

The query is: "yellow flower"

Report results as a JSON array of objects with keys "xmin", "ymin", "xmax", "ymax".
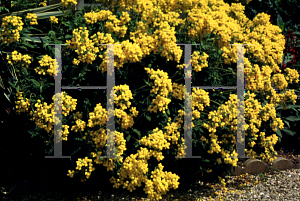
[
  {"xmin": 39, "ymin": 0, "xmax": 47, "ymax": 6},
  {"xmin": 49, "ymin": 16, "xmax": 59, "ymax": 24}
]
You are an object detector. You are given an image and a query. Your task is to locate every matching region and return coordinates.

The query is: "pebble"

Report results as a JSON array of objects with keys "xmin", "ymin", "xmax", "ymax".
[{"xmin": 197, "ymin": 168, "xmax": 300, "ymax": 201}]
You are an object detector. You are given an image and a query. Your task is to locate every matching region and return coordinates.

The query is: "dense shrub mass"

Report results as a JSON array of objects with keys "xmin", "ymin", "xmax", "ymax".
[{"xmin": 0, "ymin": 0, "xmax": 299, "ymax": 199}]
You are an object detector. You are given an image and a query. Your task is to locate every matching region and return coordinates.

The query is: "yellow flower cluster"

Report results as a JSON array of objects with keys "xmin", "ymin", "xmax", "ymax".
[
  {"xmin": 108, "ymin": 109, "xmax": 186, "ymax": 197},
  {"xmin": 26, "ymin": 13, "xmax": 38, "ymax": 25},
  {"xmin": 191, "ymin": 88, "xmax": 210, "ymax": 120},
  {"xmin": 112, "ymin": 84, "xmax": 133, "ymax": 110},
  {"xmin": 84, "ymin": 128, "xmax": 106, "ymax": 149},
  {"xmin": 49, "ymin": 16, "xmax": 59, "ymax": 24},
  {"xmin": 284, "ymin": 68, "xmax": 299, "ymax": 83},
  {"xmin": 84, "ymin": 10, "xmax": 130, "ymax": 38},
  {"xmin": 144, "ymin": 67, "xmax": 173, "ymax": 113},
  {"xmin": 109, "ymin": 148, "xmax": 150, "ymax": 192},
  {"xmin": 61, "ymin": 125, "xmax": 70, "ymax": 141},
  {"xmin": 202, "ymin": 91, "xmax": 282, "ymax": 165},
  {"xmin": 74, "ymin": 111, "xmax": 83, "ymax": 121},
  {"xmin": 0, "ymin": 16, "xmax": 24, "ymax": 43},
  {"xmin": 14, "ymin": 90, "xmax": 31, "ymax": 113},
  {"xmin": 35, "ymin": 55, "xmax": 59, "ymax": 76},
  {"xmin": 191, "ymin": 51, "xmax": 209, "ymax": 72},
  {"xmin": 86, "ymin": 130, "xmax": 126, "ymax": 172},
  {"xmin": 139, "ymin": 128, "xmax": 171, "ymax": 151},
  {"xmin": 278, "ymin": 89, "xmax": 298, "ymax": 105},
  {"xmin": 144, "ymin": 163, "xmax": 180, "ymax": 200},
  {"xmin": 258, "ymin": 132, "xmax": 279, "ymax": 163},
  {"xmin": 39, "ymin": 0, "xmax": 47, "ymax": 7},
  {"xmin": 71, "ymin": 157, "xmax": 95, "ymax": 179},
  {"xmin": 171, "ymin": 82, "xmax": 185, "ymax": 100},
  {"xmin": 29, "ymin": 92, "xmax": 77, "ymax": 136},
  {"xmin": 6, "ymin": 50, "xmax": 32, "ymax": 68},
  {"xmin": 71, "ymin": 119, "xmax": 86, "ymax": 133},
  {"xmin": 66, "ymin": 27, "xmax": 100, "ymax": 65},
  {"xmin": 55, "ymin": 92, "xmax": 77, "ymax": 117},
  {"xmin": 114, "ymin": 108, "xmax": 137, "ymax": 130},
  {"xmin": 87, "ymin": 103, "xmax": 107, "ymax": 128},
  {"xmin": 203, "ymin": 94, "xmax": 239, "ymax": 166},
  {"xmin": 61, "ymin": 0, "xmax": 77, "ymax": 8},
  {"xmin": 272, "ymin": 73, "xmax": 288, "ymax": 91},
  {"xmin": 109, "ymin": 148, "xmax": 179, "ymax": 200},
  {"xmin": 163, "ymin": 117, "xmax": 181, "ymax": 145}
]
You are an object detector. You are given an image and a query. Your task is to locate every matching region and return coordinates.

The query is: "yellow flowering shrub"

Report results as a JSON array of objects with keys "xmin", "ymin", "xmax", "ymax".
[{"xmin": 6, "ymin": 0, "xmax": 300, "ymax": 200}]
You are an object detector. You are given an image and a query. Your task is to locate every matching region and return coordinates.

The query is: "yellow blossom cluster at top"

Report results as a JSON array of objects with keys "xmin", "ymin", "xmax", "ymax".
[
  {"xmin": 25, "ymin": 13, "xmax": 38, "ymax": 26},
  {"xmin": 0, "ymin": 16, "xmax": 24, "ymax": 43},
  {"xmin": 61, "ymin": 0, "xmax": 77, "ymax": 8},
  {"xmin": 39, "ymin": 0, "xmax": 47, "ymax": 7},
  {"xmin": 84, "ymin": 10, "xmax": 130, "ymax": 38}
]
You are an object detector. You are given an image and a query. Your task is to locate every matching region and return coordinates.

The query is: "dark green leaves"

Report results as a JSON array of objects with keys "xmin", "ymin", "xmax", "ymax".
[
  {"xmin": 132, "ymin": 128, "xmax": 141, "ymax": 138},
  {"xmin": 75, "ymin": 137, "xmax": 83, "ymax": 141},
  {"xmin": 275, "ymin": 126, "xmax": 282, "ymax": 142},
  {"xmin": 145, "ymin": 113, "xmax": 151, "ymax": 121},
  {"xmin": 166, "ymin": 109, "xmax": 170, "ymax": 115},
  {"xmin": 285, "ymin": 116, "xmax": 300, "ymax": 122}
]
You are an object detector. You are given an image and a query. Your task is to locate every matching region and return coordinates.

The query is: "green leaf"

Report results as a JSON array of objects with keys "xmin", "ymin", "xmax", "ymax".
[
  {"xmin": 132, "ymin": 128, "xmax": 141, "ymax": 137},
  {"xmin": 145, "ymin": 114, "xmax": 151, "ymax": 121},
  {"xmin": 21, "ymin": 67, "xmax": 28, "ymax": 75},
  {"xmin": 283, "ymin": 120, "xmax": 290, "ymax": 128},
  {"xmin": 285, "ymin": 116, "xmax": 300, "ymax": 122},
  {"xmin": 26, "ymin": 27, "xmax": 43, "ymax": 34},
  {"xmin": 134, "ymin": 141, "xmax": 139, "ymax": 148},
  {"xmin": 202, "ymin": 159, "xmax": 210, "ymax": 163},
  {"xmin": 74, "ymin": 137, "xmax": 83, "ymax": 141},
  {"xmin": 19, "ymin": 46, "xmax": 28, "ymax": 51},
  {"xmin": 70, "ymin": 147, "xmax": 82, "ymax": 155},
  {"xmin": 276, "ymin": 14, "xmax": 285, "ymax": 31},
  {"xmin": 0, "ymin": 2, "xmax": 62, "ymax": 20},
  {"xmin": 28, "ymin": 129, "xmax": 38, "ymax": 138},
  {"xmin": 282, "ymin": 128, "xmax": 297, "ymax": 136},
  {"xmin": 65, "ymin": 34, "xmax": 73, "ymax": 39},
  {"xmin": 163, "ymin": 112, "xmax": 168, "ymax": 119},
  {"xmin": 143, "ymin": 78, "xmax": 151, "ymax": 86},
  {"xmin": 166, "ymin": 109, "xmax": 170, "ymax": 115},
  {"xmin": 8, "ymin": 81, "xmax": 16, "ymax": 89},
  {"xmin": 31, "ymin": 79, "xmax": 40, "ymax": 87},
  {"xmin": 126, "ymin": 135, "xmax": 131, "ymax": 141},
  {"xmin": 275, "ymin": 126, "xmax": 282, "ymax": 139},
  {"xmin": 22, "ymin": 34, "xmax": 37, "ymax": 45}
]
